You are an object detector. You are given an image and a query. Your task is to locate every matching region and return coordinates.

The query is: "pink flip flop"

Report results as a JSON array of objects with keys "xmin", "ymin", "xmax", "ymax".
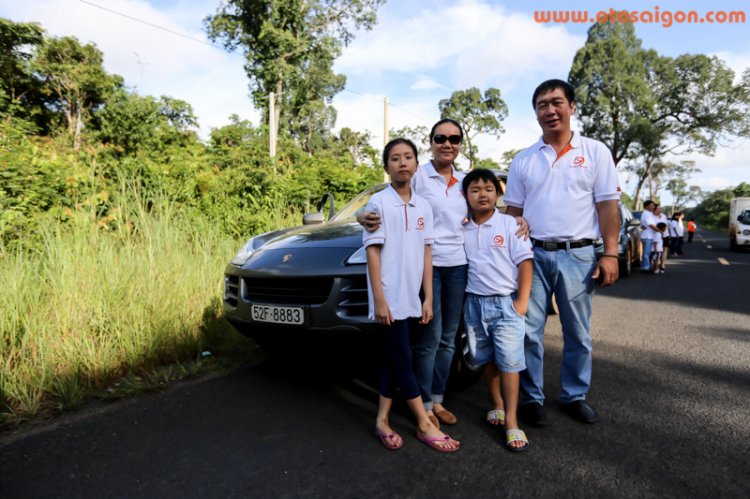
[
  {"xmin": 375, "ymin": 430, "xmax": 403, "ymax": 450},
  {"xmin": 416, "ymin": 433, "xmax": 459, "ymax": 452}
]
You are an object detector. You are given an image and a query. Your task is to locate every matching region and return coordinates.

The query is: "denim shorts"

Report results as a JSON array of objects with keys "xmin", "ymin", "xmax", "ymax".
[{"xmin": 463, "ymin": 293, "xmax": 526, "ymax": 373}]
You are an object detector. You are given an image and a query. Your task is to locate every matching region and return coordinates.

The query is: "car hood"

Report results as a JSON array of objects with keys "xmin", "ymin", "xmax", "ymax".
[{"xmin": 258, "ymin": 220, "xmax": 364, "ymax": 250}]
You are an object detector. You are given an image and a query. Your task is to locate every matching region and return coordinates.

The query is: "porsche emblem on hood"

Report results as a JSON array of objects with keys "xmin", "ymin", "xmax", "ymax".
[{"xmin": 282, "ymin": 254, "xmax": 292, "ymax": 263}]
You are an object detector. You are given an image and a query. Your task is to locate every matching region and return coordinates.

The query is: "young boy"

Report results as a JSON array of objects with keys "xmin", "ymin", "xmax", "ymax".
[
  {"xmin": 461, "ymin": 169, "xmax": 534, "ymax": 452},
  {"xmin": 652, "ymin": 222, "xmax": 667, "ymax": 274},
  {"xmin": 365, "ymin": 138, "xmax": 459, "ymax": 453}
]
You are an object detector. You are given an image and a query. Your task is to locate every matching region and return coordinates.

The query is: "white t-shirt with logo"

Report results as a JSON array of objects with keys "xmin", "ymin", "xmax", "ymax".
[
  {"xmin": 463, "ymin": 210, "xmax": 534, "ymax": 296},
  {"xmin": 504, "ymin": 132, "xmax": 621, "ymax": 242},
  {"xmin": 363, "ymin": 185, "xmax": 434, "ymax": 321},
  {"xmin": 411, "ymin": 160, "xmax": 468, "ymax": 267},
  {"xmin": 653, "ymin": 231, "xmax": 663, "ymax": 253}
]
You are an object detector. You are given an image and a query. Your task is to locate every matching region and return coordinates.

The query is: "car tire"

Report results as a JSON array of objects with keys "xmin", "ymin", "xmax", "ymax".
[
  {"xmin": 449, "ymin": 319, "xmax": 483, "ymax": 390},
  {"xmin": 619, "ymin": 246, "xmax": 632, "ymax": 278}
]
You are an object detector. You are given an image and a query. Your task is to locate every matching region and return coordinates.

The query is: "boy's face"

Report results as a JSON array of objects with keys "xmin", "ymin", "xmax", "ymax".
[{"xmin": 466, "ymin": 178, "xmax": 498, "ymax": 214}]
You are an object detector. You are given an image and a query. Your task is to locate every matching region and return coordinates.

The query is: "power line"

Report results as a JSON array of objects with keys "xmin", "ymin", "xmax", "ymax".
[{"xmin": 78, "ymin": 0, "xmax": 223, "ymax": 50}]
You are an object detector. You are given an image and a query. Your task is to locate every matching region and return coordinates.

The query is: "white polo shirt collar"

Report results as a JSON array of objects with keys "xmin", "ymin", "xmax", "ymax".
[{"xmin": 411, "ymin": 160, "xmax": 468, "ymax": 267}]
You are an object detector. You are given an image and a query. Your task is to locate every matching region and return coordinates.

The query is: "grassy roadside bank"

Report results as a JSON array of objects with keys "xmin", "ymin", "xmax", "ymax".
[{"xmin": 0, "ymin": 187, "xmax": 301, "ymax": 428}]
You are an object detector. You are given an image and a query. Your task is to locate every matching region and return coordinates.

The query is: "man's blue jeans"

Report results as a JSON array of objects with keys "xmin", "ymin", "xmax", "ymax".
[
  {"xmin": 641, "ymin": 238, "xmax": 653, "ymax": 270},
  {"xmin": 520, "ymin": 246, "xmax": 596, "ymax": 406},
  {"xmin": 413, "ymin": 264, "xmax": 468, "ymax": 410}
]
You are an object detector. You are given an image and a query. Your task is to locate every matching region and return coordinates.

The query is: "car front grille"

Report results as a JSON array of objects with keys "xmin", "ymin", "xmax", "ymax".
[
  {"xmin": 338, "ymin": 276, "xmax": 369, "ymax": 318},
  {"xmin": 224, "ymin": 275, "xmax": 239, "ymax": 307},
  {"xmin": 242, "ymin": 277, "xmax": 334, "ymax": 305}
]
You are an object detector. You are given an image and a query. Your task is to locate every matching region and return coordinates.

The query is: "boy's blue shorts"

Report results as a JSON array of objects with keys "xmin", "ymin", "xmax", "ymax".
[{"xmin": 463, "ymin": 293, "xmax": 526, "ymax": 373}]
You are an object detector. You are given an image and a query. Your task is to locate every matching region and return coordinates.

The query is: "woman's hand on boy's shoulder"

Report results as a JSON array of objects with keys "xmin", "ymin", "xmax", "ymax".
[
  {"xmin": 514, "ymin": 216, "xmax": 530, "ymax": 241},
  {"xmin": 357, "ymin": 210, "xmax": 381, "ymax": 233}
]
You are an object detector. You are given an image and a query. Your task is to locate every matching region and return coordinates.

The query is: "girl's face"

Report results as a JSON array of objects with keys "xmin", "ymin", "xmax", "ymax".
[
  {"xmin": 430, "ymin": 122, "xmax": 462, "ymax": 165},
  {"xmin": 385, "ymin": 143, "xmax": 418, "ymax": 183}
]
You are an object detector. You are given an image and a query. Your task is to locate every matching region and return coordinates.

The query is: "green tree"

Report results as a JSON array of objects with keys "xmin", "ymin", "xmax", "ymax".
[
  {"xmin": 0, "ymin": 18, "xmax": 46, "ymax": 131},
  {"xmin": 34, "ymin": 36, "xmax": 122, "ymax": 149},
  {"xmin": 499, "ymin": 148, "xmax": 522, "ymax": 169},
  {"xmin": 205, "ymin": 0, "xmax": 383, "ymax": 134},
  {"xmin": 96, "ymin": 91, "xmax": 198, "ymax": 157},
  {"xmin": 389, "ymin": 124, "xmax": 429, "ymax": 156},
  {"xmin": 570, "ymin": 17, "xmax": 750, "ymax": 204},
  {"xmin": 733, "ymin": 181, "xmax": 750, "ymax": 198},
  {"xmin": 438, "ymin": 87, "xmax": 508, "ymax": 170}
]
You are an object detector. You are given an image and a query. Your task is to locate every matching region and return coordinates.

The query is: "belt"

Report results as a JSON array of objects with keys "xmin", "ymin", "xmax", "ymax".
[{"xmin": 532, "ymin": 239, "xmax": 594, "ymax": 251}]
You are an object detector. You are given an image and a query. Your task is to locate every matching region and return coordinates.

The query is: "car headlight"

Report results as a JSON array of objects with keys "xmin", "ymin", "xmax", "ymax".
[
  {"xmin": 345, "ymin": 246, "xmax": 367, "ymax": 265},
  {"xmin": 230, "ymin": 237, "xmax": 258, "ymax": 266}
]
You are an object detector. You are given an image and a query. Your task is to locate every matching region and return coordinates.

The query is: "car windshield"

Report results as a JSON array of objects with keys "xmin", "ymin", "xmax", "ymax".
[{"xmin": 330, "ymin": 184, "xmax": 388, "ymax": 221}]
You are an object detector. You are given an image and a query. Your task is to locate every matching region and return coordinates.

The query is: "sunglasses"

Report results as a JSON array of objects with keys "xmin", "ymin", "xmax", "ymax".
[{"xmin": 433, "ymin": 134, "xmax": 462, "ymax": 145}]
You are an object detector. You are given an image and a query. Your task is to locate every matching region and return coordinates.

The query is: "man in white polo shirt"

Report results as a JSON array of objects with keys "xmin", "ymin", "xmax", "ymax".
[
  {"xmin": 504, "ymin": 79, "xmax": 621, "ymax": 426},
  {"xmin": 639, "ymin": 201, "xmax": 657, "ymax": 272}
]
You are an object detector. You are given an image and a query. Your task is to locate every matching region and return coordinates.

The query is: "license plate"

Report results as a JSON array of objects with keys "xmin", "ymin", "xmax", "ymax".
[{"xmin": 251, "ymin": 305, "xmax": 305, "ymax": 325}]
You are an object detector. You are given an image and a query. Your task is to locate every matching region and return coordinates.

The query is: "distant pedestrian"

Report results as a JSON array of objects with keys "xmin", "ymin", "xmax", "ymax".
[
  {"xmin": 654, "ymin": 205, "xmax": 669, "ymax": 272},
  {"xmin": 652, "ymin": 222, "xmax": 668, "ymax": 273},
  {"xmin": 687, "ymin": 219, "xmax": 697, "ymax": 243},
  {"xmin": 640, "ymin": 201, "xmax": 660, "ymax": 272},
  {"xmin": 669, "ymin": 212, "xmax": 684, "ymax": 256}
]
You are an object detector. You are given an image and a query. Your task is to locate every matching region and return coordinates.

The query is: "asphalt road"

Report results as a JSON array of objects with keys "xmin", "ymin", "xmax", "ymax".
[{"xmin": 1, "ymin": 230, "xmax": 749, "ymax": 498}]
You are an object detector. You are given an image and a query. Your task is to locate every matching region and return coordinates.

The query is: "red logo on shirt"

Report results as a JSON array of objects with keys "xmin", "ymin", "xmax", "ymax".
[
  {"xmin": 571, "ymin": 156, "xmax": 587, "ymax": 168},
  {"xmin": 416, "ymin": 217, "xmax": 425, "ymax": 230},
  {"xmin": 492, "ymin": 235, "xmax": 506, "ymax": 248},
  {"xmin": 458, "ymin": 189, "xmax": 465, "ymax": 198}
]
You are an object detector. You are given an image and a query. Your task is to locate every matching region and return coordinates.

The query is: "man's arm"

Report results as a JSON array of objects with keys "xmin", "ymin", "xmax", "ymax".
[
  {"xmin": 592, "ymin": 199, "xmax": 619, "ymax": 287},
  {"xmin": 505, "ymin": 206, "xmax": 523, "ymax": 217}
]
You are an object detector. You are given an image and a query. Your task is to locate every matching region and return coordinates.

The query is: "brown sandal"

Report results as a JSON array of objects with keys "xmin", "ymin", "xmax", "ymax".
[{"xmin": 434, "ymin": 409, "xmax": 457, "ymax": 425}]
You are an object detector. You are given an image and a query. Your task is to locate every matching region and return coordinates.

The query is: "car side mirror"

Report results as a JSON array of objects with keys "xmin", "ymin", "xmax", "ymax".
[{"xmin": 303, "ymin": 212, "xmax": 326, "ymax": 225}]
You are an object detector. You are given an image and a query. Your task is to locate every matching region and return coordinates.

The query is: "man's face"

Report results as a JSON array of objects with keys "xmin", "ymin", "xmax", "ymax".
[
  {"xmin": 645, "ymin": 203, "xmax": 654, "ymax": 212},
  {"xmin": 535, "ymin": 87, "xmax": 574, "ymax": 135}
]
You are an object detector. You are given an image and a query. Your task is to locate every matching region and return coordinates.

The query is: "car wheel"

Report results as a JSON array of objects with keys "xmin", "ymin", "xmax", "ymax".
[
  {"xmin": 449, "ymin": 319, "xmax": 483, "ymax": 389},
  {"xmin": 619, "ymin": 246, "xmax": 632, "ymax": 278}
]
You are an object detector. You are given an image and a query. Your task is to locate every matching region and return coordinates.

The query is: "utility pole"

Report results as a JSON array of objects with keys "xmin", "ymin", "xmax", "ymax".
[
  {"xmin": 269, "ymin": 92, "xmax": 277, "ymax": 174},
  {"xmin": 383, "ymin": 96, "xmax": 389, "ymax": 183}
]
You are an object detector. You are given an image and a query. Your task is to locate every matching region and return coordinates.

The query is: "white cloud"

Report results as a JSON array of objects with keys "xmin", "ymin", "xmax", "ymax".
[
  {"xmin": 410, "ymin": 77, "xmax": 446, "ymax": 91},
  {"xmin": 687, "ymin": 176, "xmax": 735, "ymax": 190},
  {"xmin": 711, "ymin": 48, "xmax": 750, "ymax": 82},
  {"xmin": 337, "ymin": 0, "xmax": 584, "ymax": 89}
]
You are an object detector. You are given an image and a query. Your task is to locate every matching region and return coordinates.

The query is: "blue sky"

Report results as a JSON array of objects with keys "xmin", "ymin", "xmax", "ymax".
[{"xmin": 3, "ymin": 0, "xmax": 749, "ymax": 202}]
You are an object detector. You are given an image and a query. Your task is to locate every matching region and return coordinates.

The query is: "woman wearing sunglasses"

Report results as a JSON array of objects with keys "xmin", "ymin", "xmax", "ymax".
[{"xmin": 358, "ymin": 119, "xmax": 528, "ymax": 429}]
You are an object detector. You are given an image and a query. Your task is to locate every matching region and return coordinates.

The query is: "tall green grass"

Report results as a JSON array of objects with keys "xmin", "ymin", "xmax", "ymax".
[{"xmin": 0, "ymin": 181, "xmax": 305, "ymax": 426}]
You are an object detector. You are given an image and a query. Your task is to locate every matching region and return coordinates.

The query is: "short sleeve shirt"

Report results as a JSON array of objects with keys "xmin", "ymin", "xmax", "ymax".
[
  {"xmin": 411, "ymin": 160, "xmax": 468, "ymax": 267},
  {"xmin": 464, "ymin": 210, "xmax": 534, "ymax": 296},
  {"xmin": 504, "ymin": 133, "xmax": 621, "ymax": 242},
  {"xmin": 640, "ymin": 210, "xmax": 656, "ymax": 240},
  {"xmin": 652, "ymin": 231, "xmax": 663, "ymax": 252},
  {"xmin": 363, "ymin": 185, "xmax": 434, "ymax": 321}
]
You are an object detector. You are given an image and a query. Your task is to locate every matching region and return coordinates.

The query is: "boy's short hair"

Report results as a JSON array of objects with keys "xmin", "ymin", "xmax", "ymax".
[
  {"xmin": 532, "ymin": 79, "xmax": 575, "ymax": 109},
  {"xmin": 657, "ymin": 222, "xmax": 667, "ymax": 230},
  {"xmin": 461, "ymin": 169, "xmax": 500, "ymax": 198}
]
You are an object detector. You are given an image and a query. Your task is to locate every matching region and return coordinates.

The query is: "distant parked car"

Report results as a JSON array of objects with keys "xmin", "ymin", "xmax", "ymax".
[
  {"xmin": 595, "ymin": 202, "xmax": 642, "ymax": 277},
  {"xmin": 223, "ymin": 170, "xmax": 510, "ymax": 385}
]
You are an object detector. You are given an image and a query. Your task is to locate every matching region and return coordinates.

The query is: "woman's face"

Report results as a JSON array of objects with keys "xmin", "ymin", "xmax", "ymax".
[{"xmin": 430, "ymin": 122, "xmax": 462, "ymax": 165}]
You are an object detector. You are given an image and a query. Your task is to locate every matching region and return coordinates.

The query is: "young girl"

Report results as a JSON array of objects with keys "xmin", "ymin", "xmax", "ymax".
[{"xmin": 365, "ymin": 138, "xmax": 460, "ymax": 452}]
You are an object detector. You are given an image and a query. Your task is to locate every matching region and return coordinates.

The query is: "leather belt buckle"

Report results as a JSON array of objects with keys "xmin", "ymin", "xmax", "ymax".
[{"xmin": 543, "ymin": 241, "xmax": 558, "ymax": 250}]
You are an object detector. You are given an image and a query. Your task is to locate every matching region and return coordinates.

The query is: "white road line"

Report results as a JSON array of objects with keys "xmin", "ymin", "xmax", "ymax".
[
  {"xmin": 707, "ymin": 245, "xmax": 712, "ymax": 249},
  {"xmin": 718, "ymin": 258, "xmax": 729, "ymax": 265}
]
